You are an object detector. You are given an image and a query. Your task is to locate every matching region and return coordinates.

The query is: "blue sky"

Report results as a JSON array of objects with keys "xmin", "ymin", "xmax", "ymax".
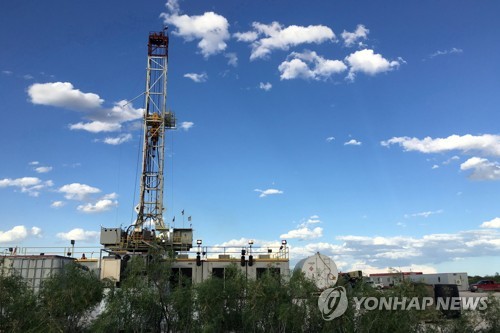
[{"xmin": 1, "ymin": 0, "xmax": 500, "ymax": 275}]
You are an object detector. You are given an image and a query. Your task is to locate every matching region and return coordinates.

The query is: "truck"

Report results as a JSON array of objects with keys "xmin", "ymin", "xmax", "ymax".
[{"xmin": 469, "ymin": 280, "xmax": 500, "ymax": 292}]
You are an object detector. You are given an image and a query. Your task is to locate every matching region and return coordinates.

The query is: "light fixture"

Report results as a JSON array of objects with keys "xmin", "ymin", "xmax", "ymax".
[
  {"xmin": 197, "ymin": 239, "xmax": 202, "ymax": 245},
  {"xmin": 281, "ymin": 239, "xmax": 287, "ymax": 245},
  {"xmin": 248, "ymin": 240, "xmax": 254, "ymax": 245}
]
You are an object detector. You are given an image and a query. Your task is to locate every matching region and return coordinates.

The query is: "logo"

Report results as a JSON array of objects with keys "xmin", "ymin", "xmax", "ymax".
[{"xmin": 318, "ymin": 286, "xmax": 349, "ymax": 320}]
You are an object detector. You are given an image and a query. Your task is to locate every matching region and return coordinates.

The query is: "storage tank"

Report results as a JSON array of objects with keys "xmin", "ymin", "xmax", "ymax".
[{"xmin": 294, "ymin": 252, "xmax": 338, "ymax": 290}]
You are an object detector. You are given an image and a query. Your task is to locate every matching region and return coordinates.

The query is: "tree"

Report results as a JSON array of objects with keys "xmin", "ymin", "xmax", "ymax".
[
  {"xmin": 0, "ymin": 273, "xmax": 41, "ymax": 332},
  {"xmin": 92, "ymin": 251, "xmax": 175, "ymax": 333},
  {"xmin": 38, "ymin": 262, "xmax": 104, "ymax": 332}
]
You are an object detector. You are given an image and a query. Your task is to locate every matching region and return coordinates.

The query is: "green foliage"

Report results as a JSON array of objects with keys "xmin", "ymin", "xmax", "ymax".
[
  {"xmin": 38, "ymin": 262, "xmax": 105, "ymax": 333},
  {"xmin": 91, "ymin": 254, "xmax": 171, "ymax": 333},
  {"xmin": 5, "ymin": 254, "xmax": 500, "ymax": 333},
  {"xmin": 0, "ymin": 273, "xmax": 41, "ymax": 333}
]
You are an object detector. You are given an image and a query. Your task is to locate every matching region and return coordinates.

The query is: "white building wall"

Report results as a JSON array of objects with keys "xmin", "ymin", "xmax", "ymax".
[{"xmin": 408, "ymin": 273, "xmax": 469, "ymax": 291}]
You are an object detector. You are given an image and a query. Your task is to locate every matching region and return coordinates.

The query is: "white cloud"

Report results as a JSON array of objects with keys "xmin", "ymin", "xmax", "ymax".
[
  {"xmin": 69, "ymin": 121, "xmax": 121, "ymax": 133},
  {"xmin": 58, "ymin": 183, "xmax": 101, "ymax": 201},
  {"xmin": 431, "ymin": 164, "xmax": 439, "ymax": 169},
  {"xmin": 31, "ymin": 226, "xmax": 42, "ymax": 238},
  {"xmin": 102, "ymin": 133, "xmax": 132, "ymax": 145},
  {"xmin": 51, "ymin": 201, "xmax": 65, "ymax": 208},
  {"xmin": 56, "ymin": 228, "xmax": 99, "ymax": 242},
  {"xmin": 184, "ymin": 72, "xmax": 208, "ymax": 83},
  {"xmin": 217, "ymin": 225, "xmax": 500, "ymax": 273},
  {"xmin": 341, "ymin": 24, "xmax": 369, "ymax": 47},
  {"xmin": 237, "ymin": 22, "xmax": 335, "ymax": 60},
  {"xmin": 0, "ymin": 177, "xmax": 41, "ymax": 188},
  {"xmin": 259, "ymin": 82, "xmax": 272, "ymax": 91},
  {"xmin": 35, "ymin": 166, "xmax": 52, "ymax": 173},
  {"xmin": 233, "ymin": 31, "xmax": 259, "ymax": 42},
  {"xmin": 460, "ymin": 157, "xmax": 500, "ymax": 180},
  {"xmin": 28, "ymin": 82, "xmax": 143, "ymax": 133},
  {"xmin": 23, "ymin": 74, "xmax": 34, "ymax": 80},
  {"xmin": 77, "ymin": 199, "xmax": 118, "ymax": 213},
  {"xmin": 345, "ymin": 49, "xmax": 400, "ymax": 81},
  {"xmin": 326, "ymin": 137, "xmax": 335, "ymax": 142},
  {"xmin": 278, "ymin": 50, "xmax": 347, "ymax": 80},
  {"xmin": 2, "ymin": 70, "xmax": 13, "ymax": 75},
  {"xmin": 0, "ymin": 177, "xmax": 52, "ymax": 197},
  {"xmin": 344, "ymin": 139, "xmax": 362, "ymax": 146},
  {"xmin": 29, "ymin": 161, "xmax": 39, "ymax": 165},
  {"xmin": 0, "ymin": 225, "xmax": 42, "ymax": 243},
  {"xmin": 404, "ymin": 209, "xmax": 443, "ymax": 219},
  {"xmin": 481, "ymin": 217, "xmax": 500, "ymax": 229},
  {"xmin": 429, "ymin": 47, "xmax": 463, "ymax": 59},
  {"xmin": 180, "ymin": 121, "xmax": 194, "ymax": 131},
  {"xmin": 102, "ymin": 192, "xmax": 118, "ymax": 200},
  {"xmin": 280, "ymin": 226, "xmax": 323, "ymax": 240},
  {"xmin": 161, "ymin": 0, "xmax": 230, "ymax": 57},
  {"xmin": 254, "ymin": 188, "xmax": 284, "ymax": 198},
  {"xmin": 224, "ymin": 53, "xmax": 238, "ymax": 67},
  {"xmin": 381, "ymin": 134, "xmax": 500, "ymax": 156},
  {"xmin": 29, "ymin": 82, "xmax": 103, "ymax": 110}
]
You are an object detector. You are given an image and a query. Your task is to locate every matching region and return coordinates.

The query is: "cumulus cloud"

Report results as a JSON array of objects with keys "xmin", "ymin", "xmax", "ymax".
[
  {"xmin": 280, "ymin": 214, "xmax": 324, "ymax": 240},
  {"xmin": 0, "ymin": 225, "xmax": 42, "ymax": 243},
  {"xmin": 102, "ymin": 133, "xmax": 132, "ymax": 145},
  {"xmin": 161, "ymin": 0, "xmax": 230, "ymax": 57},
  {"xmin": 236, "ymin": 22, "xmax": 335, "ymax": 60},
  {"xmin": 341, "ymin": 24, "xmax": 369, "ymax": 47},
  {"xmin": 326, "ymin": 137, "xmax": 335, "ymax": 142},
  {"xmin": 278, "ymin": 50, "xmax": 347, "ymax": 80},
  {"xmin": 259, "ymin": 82, "xmax": 272, "ymax": 91},
  {"xmin": 58, "ymin": 183, "xmax": 101, "ymax": 201},
  {"xmin": 0, "ymin": 177, "xmax": 41, "ymax": 188},
  {"xmin": 77, "ymin": 199, "xmax": 118, "ymax": 213},
  {"xmin": 381, "ymin": 134, "xmax": 500, "ymax": 156},
  {"xmin": 56, "ymin": 228, "xmax": 99, "ymax": 242},
  {"xmin": 29, "ymin": 161, "xmax": 40, "ymax": 165},
  {"xmin": 216, "ymin": 222, "xmax": 500, "ymax": 273},
  {"xmin": 382, "ymin": 134, "xmax": 500, "ymax": 180},
  {"xmin": 184, "ymin": 72, "xmax": 208, "ymax": 83},
  {"xmin": 28, "ymin": 82, "xmax": 143, "ymax": 133},
  {"xmin": 180, "ymin": 121, "xmax": 194, "ymax": 131},
  {"xmin": 344, "ymin": 139, "xmax": 362, "ymax": 146},
  {"xmin": 0, "ymin": 177, "xmax": 52, "ymax": 197},
  {"xmin": 69, "ymin": 121, "xmax": 121, "ymax": 133},
  {"xmin": 345, "ymin": 49, "xmax": 401, "ymax": 81},
  {"xmin": 51, "ymin": 201, "xmax": 65, "ymax": 208},
  {"xmin": 29, "ymin": 81, "xmax": 103, "ymax": 110},
  {"xmin": 481, "ymin": 217, "xmax": 500, "ymax": 229},
  {"xmin": 254, "ymin": 188, "xmax": 283, "ymax": 198},
  {"xmin": 460, "ymin": 157, "xmax": 500, "ymax": 180},
  {"xmin": 280, "ymin": 226, "xmax": 323, "ymax": 240},
  {"xmin": 35, "ymin": 166, "xmax": 52, "ymax": 173},
  {"xmin": 225, "ymin": 53, "xmax": 238, "ymax": 67}
]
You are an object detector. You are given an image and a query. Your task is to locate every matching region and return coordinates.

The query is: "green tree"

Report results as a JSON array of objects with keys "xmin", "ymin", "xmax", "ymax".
[
  {"xmin": 195, "ymin": 264, "xmax": 245, "ymax": 332},
  {"xmin": 38, "ymin": 262, "xmax": 104, "ymax": 333},
  {"xmin": 92, "ymin": 251, "xmax": 175, "ymax": 333},
  {"xmin": 0, "ymin": 273, "xmax": 42, "ymax": 332}
]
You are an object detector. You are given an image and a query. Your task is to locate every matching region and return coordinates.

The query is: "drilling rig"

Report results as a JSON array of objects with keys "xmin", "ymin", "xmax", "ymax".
[{"xmin": 100, "ymin": 29, "xmax": 193, "ymax": 253}]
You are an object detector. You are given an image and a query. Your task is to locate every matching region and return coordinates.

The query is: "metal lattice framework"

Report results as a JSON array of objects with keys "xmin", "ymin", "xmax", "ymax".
[{"xmin": 135, "ymin": 31, "xmax": 175, "ymax": 233}]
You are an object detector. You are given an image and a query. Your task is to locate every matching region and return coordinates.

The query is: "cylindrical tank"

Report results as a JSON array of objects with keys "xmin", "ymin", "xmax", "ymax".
[{"xmin": 294, "ymin": 252, "xmax": 338, "ymax": 290}]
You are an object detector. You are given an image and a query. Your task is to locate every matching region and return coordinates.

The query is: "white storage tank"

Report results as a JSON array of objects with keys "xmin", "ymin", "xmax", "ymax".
[{"xmin": 294, "ymin": 252, "xmax": 338, "ymax": 290}]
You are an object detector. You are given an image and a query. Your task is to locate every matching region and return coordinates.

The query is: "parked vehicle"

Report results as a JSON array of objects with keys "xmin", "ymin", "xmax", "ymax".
[
  {"xmin": 366, "ymin": 280, "xmax": 384, "ymax": 290},
  {"xmin": 470, "ymin": 280, "xmax": 500, "ymax": 292}
]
